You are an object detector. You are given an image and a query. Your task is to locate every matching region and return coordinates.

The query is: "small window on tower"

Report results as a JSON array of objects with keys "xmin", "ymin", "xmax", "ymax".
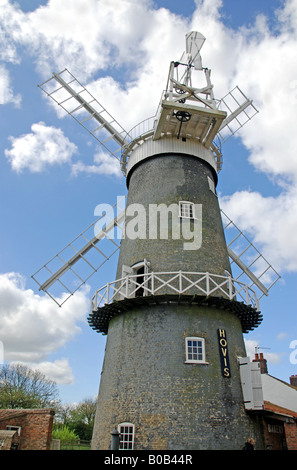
[
  {"xmin": 207, "ymin": 176, "xmax": 216, "ymax": 194},
  {"xmin": 118, "ymin": 422, "xmax": 135, "ymax": 450},
  {"xmin": 179, "ymin": 201, "xmax": 195, "ymax": 219},
  {"xmin": 185, "ymin": 337, "xmax": 206, "ymax": 364}
]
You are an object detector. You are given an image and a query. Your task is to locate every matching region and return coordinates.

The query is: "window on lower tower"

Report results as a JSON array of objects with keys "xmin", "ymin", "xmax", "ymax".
[
  {"xmin": 185, "ymin": 337, "xmax": 206, "ymax": 363},
  {"xmin": 179, "ymin": 201, "xmax": 195, "ymax": 219},
  {"xmin": 118, "ymin": 423, "xmax": 135, "ymax": 450}
]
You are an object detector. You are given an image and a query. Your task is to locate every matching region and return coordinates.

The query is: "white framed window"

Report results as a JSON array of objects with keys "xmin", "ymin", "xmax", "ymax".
[
  {"xmin": 185, "ymin": 337, "xmax": 206, "ymax": 364},
  {"xmin": 6, "ymin": 425, "xmax": 21, "ymax": 436},
  {"xmin": 118, "ymin": 422, "xmax": 135, "ymax": 450},
  {"xmin": 179, "ymin": 201, "xmax": 195, "ymax": 219}
]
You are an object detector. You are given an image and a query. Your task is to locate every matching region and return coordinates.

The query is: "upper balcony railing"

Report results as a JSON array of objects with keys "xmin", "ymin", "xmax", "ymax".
[{"xmin": 90, "ymin": 271, "xmax": 260, "ymax": 312}]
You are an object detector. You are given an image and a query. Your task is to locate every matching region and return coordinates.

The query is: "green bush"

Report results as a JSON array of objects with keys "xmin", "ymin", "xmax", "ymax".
[
  {"xmin": 52, "ymin": 425, "xmax": 79, "ymax": 444},
  {"xmin": 68, "ymin": 421, "xmax": 93, "ymax": 440}
]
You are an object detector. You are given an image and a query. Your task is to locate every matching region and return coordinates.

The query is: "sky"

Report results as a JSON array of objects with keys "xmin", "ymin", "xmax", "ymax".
[{"xmin": 0, "ymin": 0, "xmax": 297, "ymax": 405}]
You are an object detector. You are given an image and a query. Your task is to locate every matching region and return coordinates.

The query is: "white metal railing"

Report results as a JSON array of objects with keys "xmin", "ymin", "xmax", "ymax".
[
  {"xmin": 124, "ymin": 116, "xmax": 156, "ymax": 143},
  {"xmin": 121, "ymin": 116, "xmax": 156, "ymax": 167},
  {"xmin": 90, "ymin": 271, "xmax": 259, "ymax": 312}
]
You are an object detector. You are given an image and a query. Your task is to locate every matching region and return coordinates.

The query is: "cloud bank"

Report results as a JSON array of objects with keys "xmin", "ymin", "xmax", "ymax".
[{"xmin": 0, "ymin": 272, "xmax": 89, "ymax": 384}]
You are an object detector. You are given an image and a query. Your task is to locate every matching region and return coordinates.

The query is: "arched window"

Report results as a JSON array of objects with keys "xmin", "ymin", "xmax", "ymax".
[{"xmin": 118, "ymin": 422, "xmax": 135, "ymax": 450}]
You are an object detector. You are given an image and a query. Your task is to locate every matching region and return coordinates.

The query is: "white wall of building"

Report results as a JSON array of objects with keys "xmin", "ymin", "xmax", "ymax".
[{"xmin": 261, "ymin": 374, "xmax": 297, "ymax": 413}]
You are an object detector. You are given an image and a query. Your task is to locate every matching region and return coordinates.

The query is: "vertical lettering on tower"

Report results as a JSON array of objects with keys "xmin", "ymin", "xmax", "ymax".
[{"xmin": 218, "ymin": 329, "xmax": 231, "ymax": 378}]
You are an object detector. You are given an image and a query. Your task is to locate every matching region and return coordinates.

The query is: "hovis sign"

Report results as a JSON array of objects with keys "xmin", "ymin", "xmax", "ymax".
[{"xmin": 218, "ymin": 329, "xmax": 231, "ymax": 378}]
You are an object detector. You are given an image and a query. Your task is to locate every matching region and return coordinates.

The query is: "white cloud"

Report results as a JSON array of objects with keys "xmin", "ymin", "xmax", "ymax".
[
  {"xmin": 187, "ymin": 0, "xmax": 297, "ymax": 185},
  {"xmin": 72, "ymin": 150, "xmax": 122, "ymax": 178},
  {"xmin": 231, "ymin": 33, "xmax": 297, "ymax": 183},
  {"xmin": 277, "ymin": 332, "xmax": 287, "ymax": 341},
  {"xmin": 244, "ymin": 339, "xmax": 259, "ymax": 359},
  {"xmin": 4, "ymin": 122, "xmax": 78, "ymax": 173},
  {"xmin": 0, "ymin": 272, "xmax": 89, "ymax": 383},
  {"xmin": 10, "ymin": 358, "xmax": 75, "ymax": 385},
  {"xmin": 0, "ymin": 0, "xmax": 190, "ymax": 123},
  {"xmin": 220, "ymin": 186, "xmax": 297, "ymax": 274},
  {"xmin": 30, "ymin": 359, "xmax": 74, "ymax": 385},
  {"xmin": 1, "ymin": 0, "xmax": 170, "ymax": 80},
  {"xmin": 278, "ymin": 0, "xmax": 297, "ymax": 30},
  {"xmin": 0, "ymin": 65, "xmax": 21, "ymax": 107},
  {"xmin": 244, "ymin": 339, "xmax": 282, "ymax": 365},
  {"xmin": 0, "ymin": 1, "xmax": 21, "ymax": 64}
]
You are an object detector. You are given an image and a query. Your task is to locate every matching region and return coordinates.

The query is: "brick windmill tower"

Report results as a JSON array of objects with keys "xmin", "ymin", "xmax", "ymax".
[{"xmin": 33, "ymin": 32, "xmax": 280, "ymax": 450}]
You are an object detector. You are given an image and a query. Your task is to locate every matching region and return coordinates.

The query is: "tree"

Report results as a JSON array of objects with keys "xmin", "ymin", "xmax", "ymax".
[
  {"xmin": 0, "ymin": 363, "xmax": 59, "ymax": 409},
  {"xmin": 67, "ymin": 398, "xmax": 97, "ymax": 440},
  {"xmin": 54, "ymin": 402, "xmax": 76, "ymax": 425},
  {"xmin": 70, "ymin": 398, "xmax": 97, "ymax": 426}
]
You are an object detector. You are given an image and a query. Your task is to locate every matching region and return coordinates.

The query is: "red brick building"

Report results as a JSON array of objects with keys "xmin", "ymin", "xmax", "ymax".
[
  {"xmin": 0, "ymin": 408, "xmax": 54, "ymax": 450},
  {"xmin": 251, "ymin": 355, "xmax": 297, "ymax": 450},
  {"xmin": 262, "ymin": 401, "xmax": 297, "ymax": 450}
]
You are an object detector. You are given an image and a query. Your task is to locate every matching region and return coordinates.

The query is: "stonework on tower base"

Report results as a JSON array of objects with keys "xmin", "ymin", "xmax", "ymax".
[{"xmin": 91, "ymin": 303, "xmax": 264, "ymax": 450}]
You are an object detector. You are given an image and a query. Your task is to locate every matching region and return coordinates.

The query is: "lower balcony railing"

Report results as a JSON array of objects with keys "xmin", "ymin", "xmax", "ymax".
[{"xmin": 90, "ymin": 271, "xmax": 260, "ymax": 312}]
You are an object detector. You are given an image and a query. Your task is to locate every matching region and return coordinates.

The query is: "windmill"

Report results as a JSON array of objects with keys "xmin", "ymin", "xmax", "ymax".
[
  {"xmin": 32, "ymin": 32, "xmax": 279, "ymax": 310},
  {"xmin": 32, "ymin": 31, "xmax": 280, "ymax": 450}
]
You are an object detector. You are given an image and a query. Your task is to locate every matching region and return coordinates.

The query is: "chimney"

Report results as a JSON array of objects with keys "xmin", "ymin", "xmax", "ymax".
[
  {"xmin": 253, "ymin": 352, "xmax": 268, "ymax": 374},
  {"xmin": 289, "ymin": 375, "xmax": 297, "ymax": 387}
]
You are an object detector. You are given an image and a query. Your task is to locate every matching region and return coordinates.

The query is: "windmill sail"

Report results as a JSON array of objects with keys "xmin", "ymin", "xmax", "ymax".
[
  {"xmin": 221, "ymin": 210, "xmax": 280, "ymax": 301},
  {"xmin": 217, "ymin": 86, "xmax": 259, "ymax": 144},
  {"xmin": 38, "ymin": 69, "xmax": 131, "ymax": 173},
  {"xmin": 32, "ymin": 197, "xmax": 126, "ymax": 307}
]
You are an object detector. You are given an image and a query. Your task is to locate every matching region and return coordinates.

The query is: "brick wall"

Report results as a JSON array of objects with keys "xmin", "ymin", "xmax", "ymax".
[
  {"xmin": 284, "ymin": 421, "xmax": 297, "ymax": 450},
  {"xmin": 262, "ymin": 402, "xmax": 297, "ymax": 450},
  {"xmin": 0, "ymin": 409, "xmax": 55, "ymax": 450}
]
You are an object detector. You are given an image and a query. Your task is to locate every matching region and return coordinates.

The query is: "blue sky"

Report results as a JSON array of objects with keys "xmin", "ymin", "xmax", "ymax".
[{"xmin": 0, "ymin": 0, "xmax": 297, "ymax": 404}]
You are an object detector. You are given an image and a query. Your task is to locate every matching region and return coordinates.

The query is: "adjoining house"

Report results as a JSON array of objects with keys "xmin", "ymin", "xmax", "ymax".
[
  {"xmin": 240, "ymin": 353, "xmax": 297, "ymax": 450},
  {"xmin": 0, "ymin": 408, "xmax": 54, "ymax": 450}
]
